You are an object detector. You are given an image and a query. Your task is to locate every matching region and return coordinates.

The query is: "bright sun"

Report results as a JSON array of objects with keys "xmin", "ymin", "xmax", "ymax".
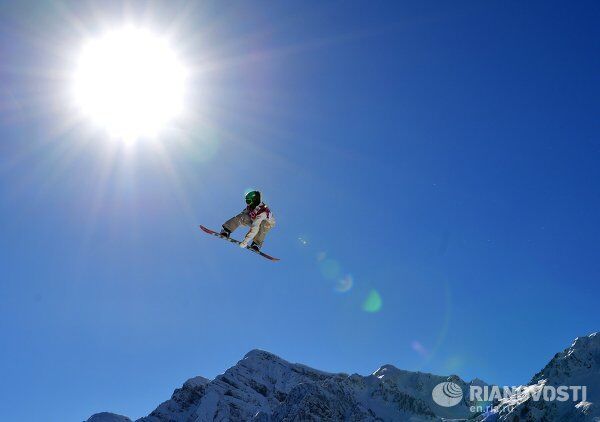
[{"xmin": 73, "ymin": 27, "xmax": 187, "ymax": 140}]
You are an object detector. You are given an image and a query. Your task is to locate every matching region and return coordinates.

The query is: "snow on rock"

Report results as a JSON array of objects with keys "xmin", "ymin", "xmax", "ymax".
[
  {"xmin": 531, "ymin": 332, "xmax": 600, "ymax": 386},
  {"xmin": 269, "ymin": 372, "xmax": 438, "ymax": 421},
  {"xmin": 86, "ymin": 412, "xmax": 132, "ymax": 422},
  {"xmin": 191, "ymin": 349, "xmax": 343, "ymax": 421},
  {"xmin": 371, "ymin": 365, "xmax": 483, "ymax": 420},
  {"xmin": 481, "ymin": 332, "xmax": 600, "ymax": 422},
  {"xmin": 138, "ymin": 376, "xmax": 210, "ymax": 422},
  {"xmin": 88, "ymin": 333, "xmax": 600, "ymax": 422}
]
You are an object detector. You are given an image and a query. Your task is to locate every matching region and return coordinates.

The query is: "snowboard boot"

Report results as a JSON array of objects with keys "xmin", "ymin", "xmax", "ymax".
[
  {"xmin": 220, "ymin": 227, "xmax": 231, "ymax": 238},
  {"xmin": 249, "ymin": 241, "xmax": 261, "ymax": 252}
]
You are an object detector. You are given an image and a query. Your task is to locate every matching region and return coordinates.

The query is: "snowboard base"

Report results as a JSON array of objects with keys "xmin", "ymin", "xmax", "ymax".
[{"xmin": 199, "ymin": 225, "xmax": 280, "ymax": 261}]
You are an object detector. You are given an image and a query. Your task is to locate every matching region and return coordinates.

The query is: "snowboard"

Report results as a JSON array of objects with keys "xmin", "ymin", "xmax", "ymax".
[{"xmin": 198, "ymin": 225, "xmax": 280, "ymax": 261}]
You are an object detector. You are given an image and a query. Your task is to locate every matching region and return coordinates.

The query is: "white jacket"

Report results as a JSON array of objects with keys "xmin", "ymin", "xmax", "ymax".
[{"xmin": 243, "ymin": 203, "xmax": 275, "ymax": 243}]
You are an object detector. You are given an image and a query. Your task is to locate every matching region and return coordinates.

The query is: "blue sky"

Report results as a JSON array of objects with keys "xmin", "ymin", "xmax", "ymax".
[{"xmin": 1, "ymin": 1, "xmax": 599, "ymax": 421}]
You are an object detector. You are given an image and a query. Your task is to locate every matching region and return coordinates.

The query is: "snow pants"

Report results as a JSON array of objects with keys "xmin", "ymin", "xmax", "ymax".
[{"xmin": 223, "ymin": 212, "xmax": 274, "ymax": 246}]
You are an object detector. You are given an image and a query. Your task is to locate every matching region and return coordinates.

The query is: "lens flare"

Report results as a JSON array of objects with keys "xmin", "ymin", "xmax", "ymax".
[
  {"xmin": 335, "ymin": 274, "xmax": 353, "ymax": 293},
  {"xmin": 411, "ymin": 340, "xmax": 429, "ymax": 357},
  {"xmin": 362, "ymin": 289, "xmax": 382, "ymax": 312},
  {"xmin": 298, "ymin": 236, "xmax": 309, "ymax": 246}
]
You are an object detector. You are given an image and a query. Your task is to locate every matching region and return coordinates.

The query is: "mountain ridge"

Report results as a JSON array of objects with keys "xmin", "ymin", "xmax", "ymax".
[{"xmin": 87, "ymin": 332, "xmax": 599, "ymax": 422}]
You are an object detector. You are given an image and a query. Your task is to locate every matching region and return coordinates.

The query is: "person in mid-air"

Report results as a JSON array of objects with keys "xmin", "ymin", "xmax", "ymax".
[{"xmin": 220, "ymin": 190, "xmax": 275, "ymax": 252}]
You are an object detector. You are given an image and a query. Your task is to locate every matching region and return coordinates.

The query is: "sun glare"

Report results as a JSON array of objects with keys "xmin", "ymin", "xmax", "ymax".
[{"xmin": 73, "ymin": 27, "xmax": 187, "ymax": 140}]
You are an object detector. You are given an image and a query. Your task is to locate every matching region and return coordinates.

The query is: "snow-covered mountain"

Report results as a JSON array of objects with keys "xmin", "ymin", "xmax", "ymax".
[
  {"xmin": 87, "ymin": 332, "xmax": 599, "ymax": 422},
  {"xmin": 480, "ymin": 332, "xmax": 600, "ymax": 421}
]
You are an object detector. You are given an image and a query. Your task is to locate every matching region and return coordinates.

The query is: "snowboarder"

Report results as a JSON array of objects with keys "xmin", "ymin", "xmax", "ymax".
[{"xmin": 219, "ymin": 190, "xmax": 275, "ymax": 252}]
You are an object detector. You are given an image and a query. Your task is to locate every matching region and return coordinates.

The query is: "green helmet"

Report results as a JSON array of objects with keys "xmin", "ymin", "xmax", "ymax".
[{"xmin": 245, "ymin": 190, "xmax": 261, "ymax": 207}]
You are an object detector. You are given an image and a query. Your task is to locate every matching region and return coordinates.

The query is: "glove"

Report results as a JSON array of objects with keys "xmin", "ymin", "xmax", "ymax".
[{"xmin": 239, "ymin": 240, "xmax": 249, "ymax": 248}]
